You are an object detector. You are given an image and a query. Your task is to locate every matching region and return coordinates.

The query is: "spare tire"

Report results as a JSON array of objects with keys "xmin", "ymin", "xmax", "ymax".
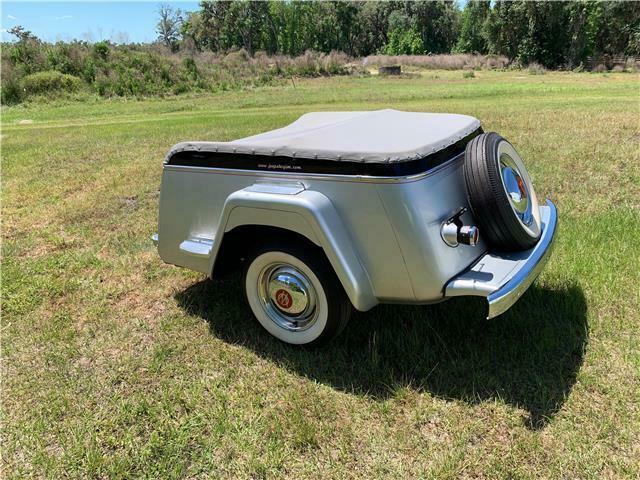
[{"xmin": 464, "ymin": 132, "xmax": 542, "ymax": 251}]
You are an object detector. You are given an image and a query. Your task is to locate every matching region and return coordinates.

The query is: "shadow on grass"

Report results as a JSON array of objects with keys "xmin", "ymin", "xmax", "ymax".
[{"xmin": 176, "ymin": 275, "xmax": 588, "ymax": 429}]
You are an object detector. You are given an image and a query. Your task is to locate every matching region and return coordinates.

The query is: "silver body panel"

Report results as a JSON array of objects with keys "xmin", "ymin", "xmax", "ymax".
[{"xmin": 156, "ymin": 156, "xmax": 556, "ymax": 316}]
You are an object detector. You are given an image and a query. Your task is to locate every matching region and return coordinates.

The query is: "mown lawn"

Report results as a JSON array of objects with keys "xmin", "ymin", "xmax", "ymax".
[{"xmin": 2, "ymin": 70, "xmax": 639, "ymax": 478}]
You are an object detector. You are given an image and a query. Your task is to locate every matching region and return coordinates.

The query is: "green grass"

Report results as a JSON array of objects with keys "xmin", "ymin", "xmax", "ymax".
[{"xmin": 2, "ymin": 70, "xmax": 639, "ymax": 478}]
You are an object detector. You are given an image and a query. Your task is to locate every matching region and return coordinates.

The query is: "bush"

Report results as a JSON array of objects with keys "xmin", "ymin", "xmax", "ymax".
[
  {"xmin": 527, "ymin": 63, "xmax": 546, "ymax": 75},
  {"xmin": 289, "ymin": 50, "xmax": 322, "ymax": 76},
  {"xmin": 93, "ymin": 41, "xmax": 109, "ymax": 61},
  {"xmin": 382, "ymin": 28, "xmax": 425, "ymax": 56},
  {"xmin": 625, "ymin": 58, "xmax": 639, "ymax": 72},
  {"xmin": 7, "ymin": 38, "xmax": 45, "ymax": 75},
  {"xmin": 1, "ymin": 64, "xmax": 23, "ymax": 104},
  {"xmin": 322, "ymin": 51, "xmax": 349, "ymax": 75},
  {"xmin": 46, "ymin": 42, "xmax": 84, "ymax": 76},
  {"xmin": 82, "ymin": 57, "xmax": 97, "ymax": 83},
  {"xmin": 22, "ymin": 70, "xmax": 82, "ymax": 96},
  {"xmin": 181, "ymin": 57, "xmax": 199, "ymax": 80},
  {"xmin": 462, "ymin": 70, "xmax": 475, "ymax": 78},
  {"xmin": 1, "ymin": 40, "xmax": 359, "ymax": 103}
]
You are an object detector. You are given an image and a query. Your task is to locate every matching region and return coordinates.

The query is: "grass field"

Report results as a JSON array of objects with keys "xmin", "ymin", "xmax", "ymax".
[{"xmin": 2, "ymin": 70, "xmax": 639, "ymax": 478}]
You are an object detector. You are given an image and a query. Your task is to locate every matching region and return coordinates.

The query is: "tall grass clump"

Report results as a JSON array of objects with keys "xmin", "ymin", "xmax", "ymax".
[
  {"xmin": 527, "ymin": 62, "xmax": 546, "ymax": 75},
  {"xmin": 364, "ymin": 54, "xmax": 509, "ymax": 70}
]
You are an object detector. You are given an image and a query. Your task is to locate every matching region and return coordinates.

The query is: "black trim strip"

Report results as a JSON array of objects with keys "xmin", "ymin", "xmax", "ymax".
[{"xmin": 166, "ymin": 127, "xmax": 483, "ymax": 177}]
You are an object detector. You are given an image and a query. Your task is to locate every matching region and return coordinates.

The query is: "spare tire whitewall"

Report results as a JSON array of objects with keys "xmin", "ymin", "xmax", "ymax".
[
  {"xmin": 243, "ymin": 243, "xmax": 351, "ymax": 346},
  {"xmin": 497, "ymin": 140, "xmax": 541, "ymax": 238},
  {"xmin": 464, "ymin": 133, "xmax": 542, "ymax": 251}
]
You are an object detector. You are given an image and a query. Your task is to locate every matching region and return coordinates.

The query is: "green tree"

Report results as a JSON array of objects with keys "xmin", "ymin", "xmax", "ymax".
[
  {"xmin": 156, "ymin": 4, "xmax": 183, "ymax": 52},
  {"xmin": 517, "ymin": 1, "xmax": 570, "ymax": 68},
  {"xmin": 180, "ymin": 11, "xmax": 204, "ymax": 52},
  {"xmin": 7, "ymin": 25, "xmax": 43, "ymax": 74},
  {"xmin": 485, "ymin": 1, "xmax": 528, "ymax": 62},
  {"xmin": 455, "ymin": 1, "xmax": 490, "ymax": 54},
  {"xmin": 182, "ymin": 0, "xmax": 639, "ymax": 67},
  {"xmin": 485, "ymin": 1, "xmax": 639, "ymax": 69},
  {"xmin": 7, "ymin": 25, "xmax": 38, "ymax": 42},
  {"xmin": 587, "ymin": 1, "xmax": 640, "ymax": 59},
  {"xmin": 382, "ymin": 26, "xmax": 425, "ymax": 55},
  {"xmin": 228, "ymin": 0, "xmax": 270, "ymax": 54},
  {"xmin": 484, "ymin": 0, "xmax": 567, "ymax": 66},
  {"xmin": 409, "ymin": 1, "xmax": 460, "ymax": 54},
  {"xmin": 269, "ymin": 1, "xmax": 328, "ymax": 55},
  {"xmin": 353, "ymin": 1, "xmax": 399, "ymax": 57},
  {"xmin": 332, "ymin": 1, "xmax": 362, "ymax": 56},
  {"xmin": 196, "ymin": 1, "xmax": 235, "ymax": 51}
]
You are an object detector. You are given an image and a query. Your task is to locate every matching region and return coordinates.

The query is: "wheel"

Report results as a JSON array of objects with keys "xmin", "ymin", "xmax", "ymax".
[
  {"xmin": 463, "ymin": 132, "xmax": 542, "ymax": 251},
  {"xmin": 242, "ymin": 241, "xmax": 351, "ymax": 346}
]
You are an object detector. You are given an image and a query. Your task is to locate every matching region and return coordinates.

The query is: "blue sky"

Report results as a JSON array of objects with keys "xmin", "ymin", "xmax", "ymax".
[
  {"xmin": 1, "ymin": 1, "xmax": 200, "ymax": 43},
  {"xmin": 1, "ymin": 1, "xmax": 469, "ymax": 44}
]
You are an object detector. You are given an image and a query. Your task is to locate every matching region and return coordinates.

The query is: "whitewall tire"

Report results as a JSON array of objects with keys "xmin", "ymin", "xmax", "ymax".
[
  {"xmin": 464, "ymin": 132, "xmax": 542, "ymax": 251},
  {"xmin": 243, "ymin": 242, "xmax": 351, "ymax": 346}
]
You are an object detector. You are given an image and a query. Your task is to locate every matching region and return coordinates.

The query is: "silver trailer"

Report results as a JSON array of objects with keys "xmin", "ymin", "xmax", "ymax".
[{"xmin": 154, "ymin": 109, "xmax": 557, "ymax": 346}]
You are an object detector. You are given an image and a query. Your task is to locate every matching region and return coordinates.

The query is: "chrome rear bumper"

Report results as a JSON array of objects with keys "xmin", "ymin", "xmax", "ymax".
[{"xmin": 445, "ymin": 199, "xmax": 557, "ymax": 319}]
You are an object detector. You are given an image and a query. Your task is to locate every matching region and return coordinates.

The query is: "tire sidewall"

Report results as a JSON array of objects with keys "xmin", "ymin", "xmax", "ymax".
[{"xmin": 464, "ymin": 132, "xmax": 542, "ymax": 251}]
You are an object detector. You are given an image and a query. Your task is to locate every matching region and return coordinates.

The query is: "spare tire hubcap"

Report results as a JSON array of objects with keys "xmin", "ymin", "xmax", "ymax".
[{"xmin": 500, "ymin": 153, "xmax": 533, "ymax": 226}]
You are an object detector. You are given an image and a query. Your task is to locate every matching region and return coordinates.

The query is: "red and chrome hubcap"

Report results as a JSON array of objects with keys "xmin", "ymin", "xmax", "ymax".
[{"xmin": 258, "ymin": 264, "xmax": 318, "ymax": 332}]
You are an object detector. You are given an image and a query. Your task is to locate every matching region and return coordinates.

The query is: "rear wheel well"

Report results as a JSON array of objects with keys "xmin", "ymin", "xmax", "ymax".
[{"xmin": 212, "ymin": 225, "xmax": 323, "ymax": 278}]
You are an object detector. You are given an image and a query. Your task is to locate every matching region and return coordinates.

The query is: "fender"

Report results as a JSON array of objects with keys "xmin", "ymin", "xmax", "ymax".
[{"xmin": 208, "ymin": 182, "xmax": 377, "ymax": 312}]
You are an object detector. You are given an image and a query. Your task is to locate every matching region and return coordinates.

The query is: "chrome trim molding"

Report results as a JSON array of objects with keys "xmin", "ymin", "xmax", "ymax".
[
  {"xmin": 445, "ymin": 199, "xmax": 557, "ymax": 319},
  {"xmin": 179, "ymin": 236, "xmax": 214, "ymax": 258},
  {"xmin": 244, "ymin": 180, "xmax": 306, "ymax": 195},
  {"xmin": 162, "ymin": 153, "xmax": 464, "ymax": 184}
]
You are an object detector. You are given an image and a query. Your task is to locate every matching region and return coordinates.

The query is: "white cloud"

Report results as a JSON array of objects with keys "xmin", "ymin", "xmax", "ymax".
[
  {"xmin": 7, "ymin": 14, "xmax": 17, "ymax": 20},
  {"xmin": 54, "ymin": 15, "xmax": 73, "ymax": 20}
]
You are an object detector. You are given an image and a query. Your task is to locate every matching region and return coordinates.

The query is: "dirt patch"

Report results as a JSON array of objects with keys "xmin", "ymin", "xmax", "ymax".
[{"xmin": 120, "ymin": 195, "xmax": 139, "ymax": 211}]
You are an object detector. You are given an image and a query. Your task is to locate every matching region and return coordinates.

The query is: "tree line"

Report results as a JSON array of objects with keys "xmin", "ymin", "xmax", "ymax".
[
  {"xmin": 2, "ymin": 1, "xmax": 638, "ymax": 105},
  {"xmin": 157, "ymin": 0, "xmax": 639, "ymax": 69}
]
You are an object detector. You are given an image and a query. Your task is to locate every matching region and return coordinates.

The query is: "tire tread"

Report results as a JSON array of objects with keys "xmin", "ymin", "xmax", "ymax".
[{"xmin": 464, "ymin": 132, "xmax": 539, "ymax": 251}]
